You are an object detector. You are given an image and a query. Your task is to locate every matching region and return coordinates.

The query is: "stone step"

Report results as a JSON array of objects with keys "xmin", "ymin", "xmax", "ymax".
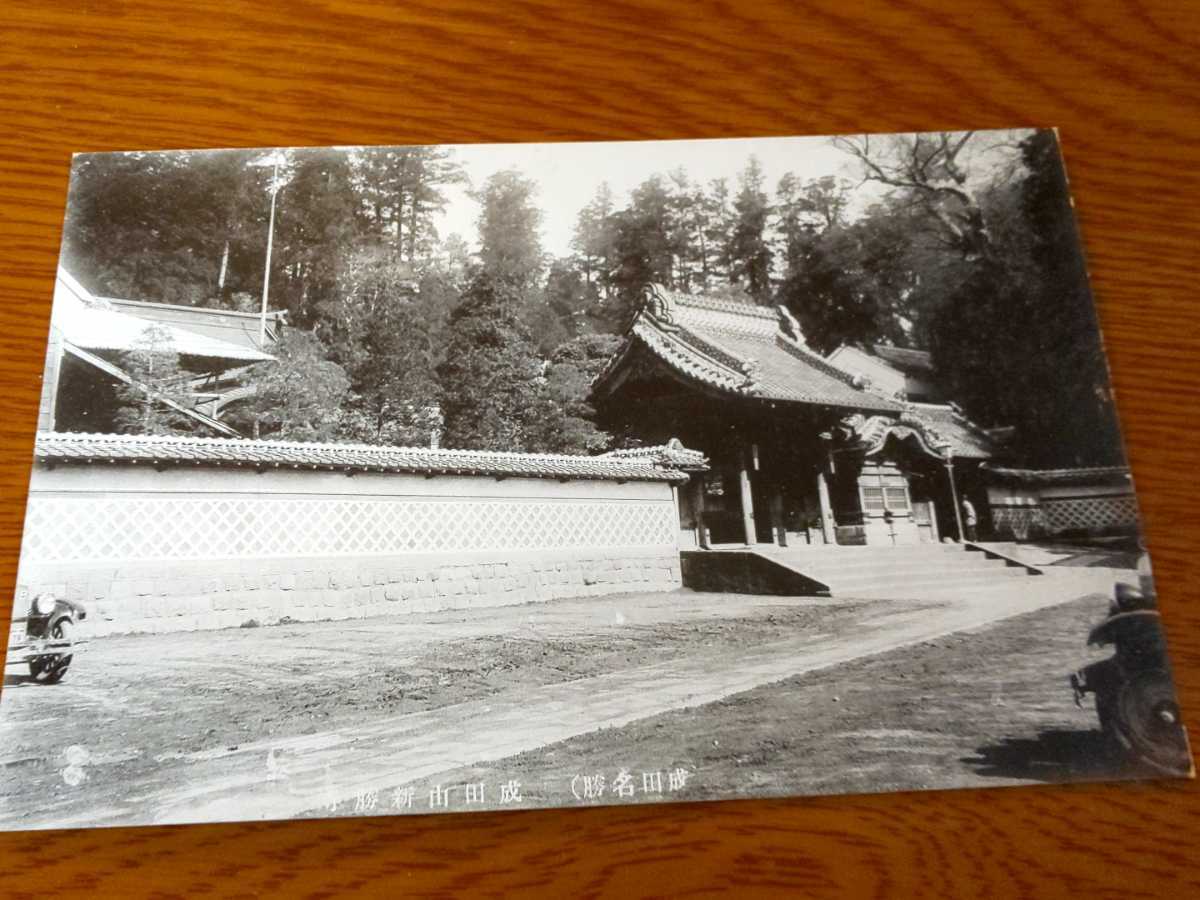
[
  {"xmin": 766, "ymin": 544, "xmax": 970, "ymax": 556},
  {"xmin": 828, "ymin": 569, "xmax": 1032, "ymax": 596},
  {"xmin": 829, "ymin": 563, "xmax": 1019, "ymax": 582},
  {"xmin": 788, "ymin": 556, "xmax": 1015, "ymax": 576},
  {"xmin": 749, "ymin": 543, "xmax": 1039, "ymax": 600},
  {"xmin": 849, "ymin": 579, "xmax": 1052, "ymax": 601}
]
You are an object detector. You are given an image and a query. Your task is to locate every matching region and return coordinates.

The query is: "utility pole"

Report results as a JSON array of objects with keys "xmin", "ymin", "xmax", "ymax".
[{"xmin": 249, "ymin": 151, "xmax": 290, "ymax": 350}]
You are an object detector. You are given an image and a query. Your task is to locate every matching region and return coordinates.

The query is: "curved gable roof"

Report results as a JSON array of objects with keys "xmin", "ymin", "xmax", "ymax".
[{"xmin": 596, "ymin": 286, "xmax": 901, "ymax": 414}]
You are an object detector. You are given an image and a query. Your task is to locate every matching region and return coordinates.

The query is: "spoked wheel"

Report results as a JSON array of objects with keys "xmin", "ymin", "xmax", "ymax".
[
  {"xmin": 1113, "ymin": 668, "xmax": 1191, "ymax": 776},
  {"xmin": 27, "ymin": 619, "xmax": 73, "ymax": 684}
]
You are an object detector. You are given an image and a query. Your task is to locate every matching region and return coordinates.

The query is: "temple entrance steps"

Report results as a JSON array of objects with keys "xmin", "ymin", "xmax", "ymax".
[{"xmin": 751, "ymin": 543, "xmax": 1040, "ymax": 599}]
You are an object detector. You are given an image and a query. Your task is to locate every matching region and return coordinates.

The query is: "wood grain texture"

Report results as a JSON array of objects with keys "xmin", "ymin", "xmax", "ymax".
[{"xmin": 0, "ymin": 1, "xmax": 1197, "ymax": 896}]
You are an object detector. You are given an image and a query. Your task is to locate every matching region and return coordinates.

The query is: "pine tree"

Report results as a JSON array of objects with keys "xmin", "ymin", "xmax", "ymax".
[
  {"xmin": 437, "ymin": 274, "xmax": 545, "ymax": 451},
  {"xmin": 728, "ymin": 157, "xmax": 773, "ymax": 301},
  {"xmin": 570, "ymin": 182, "xmax": 618, "ymax": 300},
  {"xmin": 473, "ymin": 169, "xmax": 545, "ymax": 290},
  {"xmin": 355, "ymin": 146, "xmax": 466, "ymax": 262},
  {"xmin": 703, "ymin": 177, "xmax": 736, "ymax": 286},
  {"xmin": 112, "ymin": 324, "xmax": 196, "ymax": 435}
]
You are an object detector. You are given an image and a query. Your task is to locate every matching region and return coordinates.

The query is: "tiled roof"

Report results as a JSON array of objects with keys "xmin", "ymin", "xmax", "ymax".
[
  {"xmin": 33, "ymin": 432, "xmax": 693, "ymax": 483},
  {"xmin": 53, "ymin": 268, "xmax": 274, "ymax": 363},
  {"xmin": 599, "ymin": 286, "xmax": 900, "ymax": 413},
  {"xmin": 909, "ymin": 403, "xmax": 995, "ymax": 460},
  {"xmin": 912, "ymin": 405, "xmax": 998, "ymax": 460},
  {"xmin": 984, "ymin": 464, "xmax": 1131, "ymax": 485},
  {"xmin": 60, "ymin": 306, "xmax": 275, "ymax": 362},
  {"xmin": 872, "ymin": 344, "xmax": 934, "ymax": 375},
  {"xmin": 601, "ymin": 440, "xmax": 708, "ymax": 470}
]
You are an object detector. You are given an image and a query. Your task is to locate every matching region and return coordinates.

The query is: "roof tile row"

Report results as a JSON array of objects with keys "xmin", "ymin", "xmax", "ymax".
[{"xmin": 33, "ymin": 433, "xmax": 695, "ymax": 483}]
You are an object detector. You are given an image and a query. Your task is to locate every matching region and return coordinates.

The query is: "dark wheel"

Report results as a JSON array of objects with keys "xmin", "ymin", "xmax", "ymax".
[
  {"xmin": 1113, "ymin": 668, "xmax": 1190, "ymax": 776},
  {"xmin": 28, "ymin": 619, "xmax": 73, "ymax": 684}
]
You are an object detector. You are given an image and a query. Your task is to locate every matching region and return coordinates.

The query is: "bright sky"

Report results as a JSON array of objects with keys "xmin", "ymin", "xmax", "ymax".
[
  {"xmin": 430, "ymin": 129, "xmax": 1029, "ymax": 258},
  {"xmin": 433, "ymin": 135, "xmax": 866, "ymax": 258}
]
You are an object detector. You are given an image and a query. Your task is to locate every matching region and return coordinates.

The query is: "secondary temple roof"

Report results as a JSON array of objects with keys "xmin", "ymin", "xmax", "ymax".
[
  {"xmin": 871, "ymin": 344, "xmax": 934, "ymax": 376},
  {"xmin": 983, "ymin": 464, "xmax": 1131, "ymax": 485},
  {"xmin": 908, "ymin": 403, "xmax": 996, "ymax": 460},
  {"xmin": 33, "ymin": 432, "xmax": 698, "ymax": 483}
]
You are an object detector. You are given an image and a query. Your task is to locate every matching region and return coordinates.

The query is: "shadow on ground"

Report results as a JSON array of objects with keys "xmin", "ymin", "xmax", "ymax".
[{"xmin": 963, "ymin": 729, "xmax": 1127, "ymax": 782}]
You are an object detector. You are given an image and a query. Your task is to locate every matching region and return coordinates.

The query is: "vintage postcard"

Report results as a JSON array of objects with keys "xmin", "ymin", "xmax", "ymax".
[{"xmin": 1, "ymin": 129, "xmax": 1190, "ymax": 831}]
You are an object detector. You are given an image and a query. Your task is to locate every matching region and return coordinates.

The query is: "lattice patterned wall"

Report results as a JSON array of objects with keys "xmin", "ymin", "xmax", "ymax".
[
  {"xmin": 1040, "ymin": 495, "xmax": 1139, "ymax": 534},
  {"xmin": 21, "ymin": 495, "xmax": 678, "ymax": 564},
  {"xmin": 990, "ymin": 506, "xmax": 1047, "ymax": 541}
]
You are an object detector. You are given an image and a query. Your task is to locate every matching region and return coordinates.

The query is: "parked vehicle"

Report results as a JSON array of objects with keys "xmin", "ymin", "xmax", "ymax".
[
  {"xmin": 1070, "ymin": 566, "xmax": 1190, "ymax": 776},
  {"xmin": 6, "ymin": 592, "xmax": 87, "ymax": 683}
]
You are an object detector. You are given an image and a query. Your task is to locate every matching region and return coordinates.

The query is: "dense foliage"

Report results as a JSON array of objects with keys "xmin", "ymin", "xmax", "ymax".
[
  {"xmin": 436, "ymin": 274, "xmax": 544, "ymax": 452},
  {"xmin": 61, "ymin": 130, "xmax": 1123, "ymax": 465}
]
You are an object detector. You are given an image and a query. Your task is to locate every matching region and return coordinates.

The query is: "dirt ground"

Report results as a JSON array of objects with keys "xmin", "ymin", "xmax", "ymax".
[
  {"xmin": 0, "ymin": 591, "xmax": 905, "ymax": 821},
  {"xmin": 358, "ymin": 593, "xmax": 1165, "ymax": 814}
]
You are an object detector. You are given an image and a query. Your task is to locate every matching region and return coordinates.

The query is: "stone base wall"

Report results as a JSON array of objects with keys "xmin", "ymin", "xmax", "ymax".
[{"xmin": 15, "ymin": 547, "xmax": 681, "ymax": 637}]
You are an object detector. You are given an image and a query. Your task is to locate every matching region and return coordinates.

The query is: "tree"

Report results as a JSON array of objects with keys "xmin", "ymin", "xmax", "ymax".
[
  {"xmin": 269, "ymin": 148, "xmax": 364, "ymax": 327},
  {"xmin": 319, "ymin": 250, "xmax": 441, "ymax": 446},
  {"xmin": 775, "ymin": 173, "xmax": 850, "ymax": 269},
  {"xmin": 776, "ymin": 226, "xmax": 888, "ymax": 354},
  {"xmin": 529, "ymin": 259, "xmax": 590, "ymax": 355},
  {"xmin": 228, "ymin": 329, "xmax": 350, "ymax": 441},
  {"xmin": 411, "ymin": 232, "xmax": 474, "ymax": 367},
  {"xmin": 833, "ymin": 131, "xmax": 997, "ymax": 261},
  {"xmin": 112, "ymin": 324, "xmax": 197, "ymax": 435},
  {"xmin": 570, "ymin": 182, "xmax": 619, "ymax": 301},
  {"xmin": 609, "ymin": 176, "xmax": 679, "ymax": 327},
  {"xmin": 63, "ymin": 149, "xmax": 262, "ymax": 307},
  {"xmin": 355, "ymin": 146, "xmax": 466, "ymax": 262},
  {"xmin": 727, "ymin": 158, "xmax": 773, "ymax": 301},
  {"xmin": 474, "ymin": 169, "xmax": 545, "ymax": 289},
  {"xmin": 772, "ymin": 175, "xmax": 914, "ymax": 352},
  {"xmin": 524, "ymin": 333, "xmax": 619, "ymax": 454},
  {"xmin": 703, "ymin": 177, "xmax": 736, "ymax": 286},
  {"xmin": 437, "ymin": 274, "xmax": 545, "ymax": 451},
  {"xmin": 926, "ymin": 129, "xmax": 1123, "ymax": 466}
]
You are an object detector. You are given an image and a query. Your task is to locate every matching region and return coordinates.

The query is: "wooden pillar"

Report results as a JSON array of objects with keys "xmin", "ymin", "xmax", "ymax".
[
  {"xmin": 944, "ymin": 457, "xmax": 964, "ymax": 541},
  {"xmin": 816, "ymin": 467, "xmax": 833, "ymax": 545},
  {"xmin": 692, "ymin": 474, "xmax": 710, "ymax": 549},
  {"xmin": 769, "ymin": 491, "xmax": 786, "ymax": 547},
  {"xmin": 738, "ymin": 446, "xmax": 756, "ymax": 547}
]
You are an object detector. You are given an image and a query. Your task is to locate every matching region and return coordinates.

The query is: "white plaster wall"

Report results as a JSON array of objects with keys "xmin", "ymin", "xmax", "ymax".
[{"xmin": 14, "ymin": 464, "xmax": 682, "ymax": 635}]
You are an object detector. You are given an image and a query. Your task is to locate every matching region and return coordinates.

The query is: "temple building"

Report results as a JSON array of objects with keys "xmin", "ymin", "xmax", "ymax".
[
  {"xmin": 39, "ymin": 269, "xmax": 284, "ymax": 436},
  {"xmin": 592, "ymin": 286, "xmax": 998, "ymax": 551}
]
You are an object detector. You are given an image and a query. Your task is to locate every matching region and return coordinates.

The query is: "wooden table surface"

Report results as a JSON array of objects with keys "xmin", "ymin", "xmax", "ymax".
[{"xmin": 0, "ymin": 2, "xmax": 1197, "ymax": 896}]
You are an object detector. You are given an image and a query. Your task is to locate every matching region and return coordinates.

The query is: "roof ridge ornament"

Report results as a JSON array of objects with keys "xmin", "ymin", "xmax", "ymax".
[
  {"xmin": 834, "ymin": 410, "xmax": 953, "ymax": 459},
  {"xmin": 776, "ymin": 305, "xmax": 806, "ymax": 345},
  {"xmin": 644, "ymin": 283, "xmax": 676, "ymax": 329},
  {"xmin": 739, "ymin": 356, "xmax": 760, "ymax": 392}
]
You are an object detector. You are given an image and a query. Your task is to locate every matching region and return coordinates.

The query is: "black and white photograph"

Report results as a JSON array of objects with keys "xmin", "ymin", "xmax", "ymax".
[{"xmin": 0, "ymin": 128, "xmax": 1191, "ymax": 831}]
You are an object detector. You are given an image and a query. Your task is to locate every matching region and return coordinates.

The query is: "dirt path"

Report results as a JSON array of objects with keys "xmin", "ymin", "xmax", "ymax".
[{"xmin": 0, "ymin": 570, "xmax": 1118, "ymax": 830}]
